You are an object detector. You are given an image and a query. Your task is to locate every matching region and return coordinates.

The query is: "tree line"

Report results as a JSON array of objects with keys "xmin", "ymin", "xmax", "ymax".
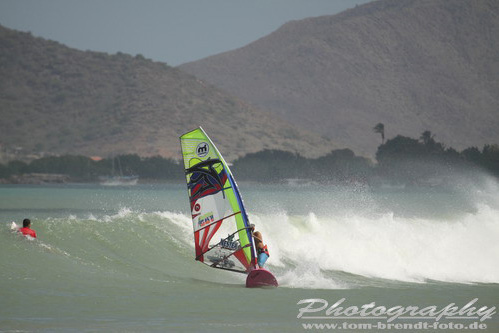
[
  {"xmin": 0, "ymin": 155, "xmax": 183, "ymax": 182},
  {"xmin": 0, "ymin": 130, "xmax": 498, "ymax": 184},
  {"xmin": 374, "ymin": 132, "xmax": 499, "ymax": 185}
]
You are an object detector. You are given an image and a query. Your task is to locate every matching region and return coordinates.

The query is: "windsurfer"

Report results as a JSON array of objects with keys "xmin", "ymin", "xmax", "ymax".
[{"xmin": 250, "ymin": 224, "xmax": 269, "ymax": 268}]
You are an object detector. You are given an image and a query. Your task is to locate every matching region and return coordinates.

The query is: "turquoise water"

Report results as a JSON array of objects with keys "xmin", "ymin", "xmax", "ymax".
[{"xmin": 1, "ymin": 180, "xmax": 498, "ymax": 332}]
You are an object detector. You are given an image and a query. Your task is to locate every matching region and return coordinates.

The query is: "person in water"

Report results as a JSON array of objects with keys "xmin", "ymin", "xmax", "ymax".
[
  {"xmin": 250, "ymin": 224, "xmax": 269, "ymax": 268},
  {"xmin": 19, "ymin": 218, "xmax": 37, "ymax": 238}
]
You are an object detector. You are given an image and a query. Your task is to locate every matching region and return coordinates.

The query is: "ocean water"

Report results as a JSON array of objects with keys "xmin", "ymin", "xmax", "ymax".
[{"xmin": 1, "ymin": 177, "xmax": 499, "ymax": 332}]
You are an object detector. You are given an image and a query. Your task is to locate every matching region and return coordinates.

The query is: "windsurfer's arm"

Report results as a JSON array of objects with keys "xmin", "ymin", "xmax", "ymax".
[{"xmin": 252, "ymin": 230, "xmax": 263, "ymax": 242}]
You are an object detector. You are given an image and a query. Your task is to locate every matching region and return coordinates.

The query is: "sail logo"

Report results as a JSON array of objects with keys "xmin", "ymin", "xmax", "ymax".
[
  {"xmin": 196, "ymin": 142, "xmax": 209, "ymax": 157},
  {"xmin": 198, "ymin": 212, "xmax": 214, "ymax": 227},
  {"xmin": 220, "ymin": 238, "xmax": 239, "ymax": 250}
]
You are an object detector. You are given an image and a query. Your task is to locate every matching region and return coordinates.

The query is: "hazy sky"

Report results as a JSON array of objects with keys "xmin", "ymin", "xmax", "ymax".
[{"xmin": 0, "ymin": 0, "xmax": 371, "ymax": 66}]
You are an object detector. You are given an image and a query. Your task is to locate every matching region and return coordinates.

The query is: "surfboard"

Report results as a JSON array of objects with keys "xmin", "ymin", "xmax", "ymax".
[
  {"xmin": 180, "ymin": 127, "xmax": 278, "ymax": 288},
  {"xmin": 246, "ymin": 268, "xmax": 279, "ymax": 288}
]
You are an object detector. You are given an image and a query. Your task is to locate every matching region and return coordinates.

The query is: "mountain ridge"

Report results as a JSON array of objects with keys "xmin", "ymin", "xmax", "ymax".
[
  {"xmin": 0, "ymin": 24, "xmax": 336, "ymax": 162},
  {"xmin": 180, "ymin": 0, "xmax": 499, "ymax": 156}
]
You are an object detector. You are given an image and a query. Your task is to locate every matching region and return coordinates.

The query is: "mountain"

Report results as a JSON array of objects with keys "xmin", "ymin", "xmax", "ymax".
[
  {"xmin": 180, "ymin": 0, "xmax": 499, "ymax": 156},
  {"xmin": 0, "ymin": 25, "xmax": 335, "ymax": 162}
]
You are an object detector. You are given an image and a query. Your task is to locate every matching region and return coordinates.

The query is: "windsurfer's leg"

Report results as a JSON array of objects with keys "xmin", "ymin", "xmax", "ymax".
[{"xmin": 257, "ymin": 253, "xmax": 269, "ymax": 268}]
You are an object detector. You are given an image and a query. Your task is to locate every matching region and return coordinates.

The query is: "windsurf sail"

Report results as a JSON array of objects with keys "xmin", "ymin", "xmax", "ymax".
[{"xmin": 180, "ymin": 127, "xmax": 256, "ymax": 273}]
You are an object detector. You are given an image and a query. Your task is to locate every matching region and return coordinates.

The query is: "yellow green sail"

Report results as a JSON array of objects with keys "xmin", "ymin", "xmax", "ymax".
[{"xmin": 180, "ymin": 127, "xmax": 255, "ymax": 273}]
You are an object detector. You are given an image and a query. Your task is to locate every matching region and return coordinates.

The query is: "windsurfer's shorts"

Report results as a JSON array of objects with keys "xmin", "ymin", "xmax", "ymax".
[{"xmin": 257, "ymin": 253, "xmax": 269, "ymax": 267}]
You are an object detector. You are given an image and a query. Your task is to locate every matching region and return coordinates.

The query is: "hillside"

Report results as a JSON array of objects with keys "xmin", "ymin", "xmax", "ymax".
[
  {"xmin": 0, "ymin": 25, "xmax": 335, "ymax": 162},
  {"xmin": 180, "ymin": 0, "xmax": 499, "ymax": 156}
]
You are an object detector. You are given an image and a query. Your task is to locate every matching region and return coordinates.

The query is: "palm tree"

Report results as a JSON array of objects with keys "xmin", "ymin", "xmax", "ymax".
[
  {"xmin": 373, "ymin": 123, "xmax": 385, "ymax": 144},
  {"xmin": 419, "ymin": 131, "xmax": 435, "ymax": 145}
]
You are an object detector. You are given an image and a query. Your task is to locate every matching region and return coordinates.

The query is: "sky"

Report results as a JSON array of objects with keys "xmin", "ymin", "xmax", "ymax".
[{"xmin": 0, "ymin": 0, "xmax": 371, "ymax": 66}]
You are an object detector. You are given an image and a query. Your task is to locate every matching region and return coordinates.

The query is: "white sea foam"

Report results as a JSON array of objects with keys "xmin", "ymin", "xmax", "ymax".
[
  {"xmin": 277, "ymin": 263, "xmax": 348, "ymax": 290},
  {"xmin": 19, "ymin": 178, "xmax": 497, "ymax": 290},
  {"xmin": 256, "ymin": 203, "xmax": 499, "ymax": 286}
]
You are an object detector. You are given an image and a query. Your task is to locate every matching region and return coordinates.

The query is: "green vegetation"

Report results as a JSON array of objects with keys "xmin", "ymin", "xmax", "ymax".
[
  {"xmin": 232, "ymin": 149, "xmax": 372, "ymax": 183},
  {"xmin": 0, "ymin": 154, "xmax": 183, "ymax": 182},
  {"xmin": 375, "ymin": 134, "xmax": 499, "ymax": 186},
  {"xmin": 1, "ymin": 131, "xmax": 497, "ymax": 185}
]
